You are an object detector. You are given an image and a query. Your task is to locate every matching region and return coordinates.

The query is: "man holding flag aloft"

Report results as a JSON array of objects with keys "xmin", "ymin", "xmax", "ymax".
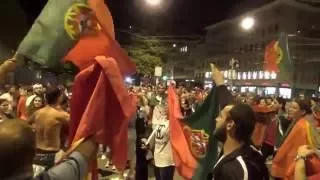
[{"xmin": 168, "ymin": 64, "xmax": 269, "ymax": 180}]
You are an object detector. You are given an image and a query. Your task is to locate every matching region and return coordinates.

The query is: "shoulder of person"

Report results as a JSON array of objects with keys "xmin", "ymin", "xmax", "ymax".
[
  {"xmin": 0, "ymin": 92, "xmax": 8, "ymax": 97},
  {"xmin": 221, "ymin": 154, "xmax": 266, "ymax": 180},
  {"xmin": 219, "ymin": 160, "xmax": 244, "ymax": 180},
  {"xmin": 241, "ymin": 146, "xmax": 268, "ymax": 178},
  {"xmin": 57, "ymin": 111, "xmax": 70, "ymax": 119}
]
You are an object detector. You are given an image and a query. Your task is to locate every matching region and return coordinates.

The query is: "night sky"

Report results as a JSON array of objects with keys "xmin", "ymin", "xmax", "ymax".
[
  {"xmin": 107, "ymin": 0, "xmax": 247, "ymax": 35},
  {"xmin": 0, "ymin": 0, "xmax": 250, "ymax": 51},
  {"xmin": 18, "ymin": 0, "xmax": 246, "ymax": 35}
]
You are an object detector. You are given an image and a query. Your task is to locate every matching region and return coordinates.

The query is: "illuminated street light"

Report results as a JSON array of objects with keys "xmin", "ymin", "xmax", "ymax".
[
  {"xmin": 125, "ymin": 77, "xmax": 133, "ymax": 84},
  {"xmin": 241, "ymin": 17, "xmax": 255, "ymax": 30},
  {"xmin": 180, "ymin": 46, "xmax": 188, "ymax": 53},
  {"xmin": 173, "ymin": 44, "xmax": 176, "ymax": 48},
  {"xmin": 162, "ymin": 76, "xmax": 168, "ymax": 81},
  {"xmin": 145, "ymin": 0, "xmax": 161, "ymax": 6}
]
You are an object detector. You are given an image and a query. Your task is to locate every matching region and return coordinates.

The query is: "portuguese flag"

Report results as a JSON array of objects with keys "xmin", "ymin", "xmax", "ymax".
[
  {"xmin": 18, "ymin": 1, "xmax": 137, "ymax": 179},
  {"xmin": 168, "ymin": 86, "xmax": 220, "ymax": 180},
  {"xmin": 17, "ymin": 0, "xmax": 135, "ymax": 75},
  {"xmin": 272, "ymin": 118, "xmax": 320, "ymax": 179},
  {"xmin": 67, "ymin": 57, "xmax": 136, "ymax": 180},
  {"xmin": 264, "ymin": 33, "xmax": 292, "ymax": 81}
]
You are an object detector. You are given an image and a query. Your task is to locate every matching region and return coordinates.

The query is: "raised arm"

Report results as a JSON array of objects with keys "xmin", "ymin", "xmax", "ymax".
[
  {"xmin": 0, "ymin": 57, "xmax": 17, "ymax": 83},
  {"xmin": 210, "ymin": 64, "xmax": 233, "ymax": 109}
]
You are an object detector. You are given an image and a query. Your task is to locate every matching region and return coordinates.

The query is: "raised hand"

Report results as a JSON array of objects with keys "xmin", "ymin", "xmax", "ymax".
[{"xmin": 210, "ymin": 63, "xmax": 224, "ymax": 86}]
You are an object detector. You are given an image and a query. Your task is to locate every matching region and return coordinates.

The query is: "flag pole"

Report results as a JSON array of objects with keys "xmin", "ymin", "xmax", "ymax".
[{"xmin": 145, "ymin": 126, "xmax": 157, "ymax": 145}]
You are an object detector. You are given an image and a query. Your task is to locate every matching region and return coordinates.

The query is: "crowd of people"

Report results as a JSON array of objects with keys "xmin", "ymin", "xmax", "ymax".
[{"xmin": 0, "ymin": 59, "xmax": 319, "ymax": 180}]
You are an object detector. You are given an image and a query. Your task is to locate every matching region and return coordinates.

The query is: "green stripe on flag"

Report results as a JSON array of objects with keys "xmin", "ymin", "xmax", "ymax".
[{"xmin": 17, "ymin": 0, "xmax": 88, "ymax": 67}]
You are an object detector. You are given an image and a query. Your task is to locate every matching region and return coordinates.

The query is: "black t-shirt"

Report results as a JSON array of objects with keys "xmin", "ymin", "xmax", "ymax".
[{"xmin": 212, "ymin": 145, "xmax": 269, "ymax": 180}]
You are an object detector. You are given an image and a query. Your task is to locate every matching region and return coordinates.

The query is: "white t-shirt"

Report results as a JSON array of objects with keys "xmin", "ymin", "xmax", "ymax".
[{"xmin": 152, "ymin": 105, "xmax": 174, "ymax": 167}]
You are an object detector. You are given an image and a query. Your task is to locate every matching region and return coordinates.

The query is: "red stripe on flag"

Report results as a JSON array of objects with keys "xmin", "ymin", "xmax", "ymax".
[
  {"xmin": 168, "ymin": 86, "xmax": 197, "ymax": 179},
  {"xmin": 68, "ymin": 57, "xmax": 136, "ymax": 179},
  {"xmin": 64, "ymin": 0, "xmax": 136, "ymax": 76}
]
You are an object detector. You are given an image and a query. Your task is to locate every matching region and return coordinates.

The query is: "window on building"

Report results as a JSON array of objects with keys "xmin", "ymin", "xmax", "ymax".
[
  {"xmin": 275, "ymin": 24, "xmax": 279, "ymax": 32},
  {"xmin": 244, "ymin": 44, "xmax": 248, "ymax": 52},
  {"xmin": 312, "ymin": 74, "xmax": 317, "ymax": 83},
  {"xmin": 261, "ymin": 29, "xmax": 265, "ymax": 37},
  {"xmin": 274, "ymin": 8, "xmax": 280, "ymax": 15},
  {"xmin": 249, "ymin": 44, "xmax": 253, "ymax": 52},
  {"xmin": 296, "ymin": 25, "xmax": 302, "ymax": 34},
  {"xmin": 254, "ymin": 28, "xmax": 259, "ymax": 36},
  {"xmin": 250, "ymin": 59, "xmax": 254, "ymax": 68},
  {"xmin": 268, "ymin": 25, "xmax": 273, "ymax": 33},
  {"xmin": 254, "ymin": 44, "xmax": 258, "ymax": 51}
]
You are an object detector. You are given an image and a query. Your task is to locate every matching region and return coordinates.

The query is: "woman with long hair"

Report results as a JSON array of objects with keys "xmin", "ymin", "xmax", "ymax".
[
  {"xmin": 27, "ymin": 95, "xmax": 45, "ymax": 117},
  {"xmin": 272, "ymin": 99, "xmax": 320, "ymax": 179}
]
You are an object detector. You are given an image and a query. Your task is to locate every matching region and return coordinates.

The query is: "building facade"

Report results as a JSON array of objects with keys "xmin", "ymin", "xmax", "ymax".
[{"xmin": 190, "ymin": 0, "xmax": 320, "ymax": 97}]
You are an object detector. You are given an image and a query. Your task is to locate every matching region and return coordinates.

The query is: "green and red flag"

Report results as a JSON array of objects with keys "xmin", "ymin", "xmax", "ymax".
[
  {"xmin": 19, "ymin": 1, "xmax": 137, "ymax": 179},
  {"xmin": 272, "ymin": 118, "xmax": 320, "ymax": 179},
  {"xmin": 17, "ymin": 0, "xmax": 135, "ymax": 75},
  {"xmin": 168, "ymin": 86, "xmax": 220, "ymax": 180},
  {"xmin": 264, "ymin": 33, "xmax": 292, "ymax": 81}
]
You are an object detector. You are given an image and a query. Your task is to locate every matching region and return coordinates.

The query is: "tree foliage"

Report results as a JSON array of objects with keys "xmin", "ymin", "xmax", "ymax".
[{"xmin": 126, "ymin": 38, "xmax": 172, "ymax": 76}]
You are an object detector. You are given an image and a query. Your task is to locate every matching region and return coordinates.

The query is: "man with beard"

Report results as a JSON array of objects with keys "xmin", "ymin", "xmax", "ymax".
[
  {"xmin": 28, "ymin": 87, "xmax": 70, "ymax": 169},
  {"xmin": 211, "ymin": 103, "xmax": 269, "ymax": 180}
]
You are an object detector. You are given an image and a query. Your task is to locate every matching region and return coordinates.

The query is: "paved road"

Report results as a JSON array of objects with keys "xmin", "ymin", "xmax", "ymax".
[{"xmin": 97, "ymin": 157, "xmax": 183, "ymax": 180}]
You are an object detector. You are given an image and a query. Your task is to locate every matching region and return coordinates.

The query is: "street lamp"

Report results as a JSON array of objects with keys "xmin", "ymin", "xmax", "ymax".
[
  {"xmin": 145, "ymin": 0, "xmax": 161, "ymax": 6},
  {"xmin": 241, "ymin": 17, "xmax": 255, "ymax": 30}
]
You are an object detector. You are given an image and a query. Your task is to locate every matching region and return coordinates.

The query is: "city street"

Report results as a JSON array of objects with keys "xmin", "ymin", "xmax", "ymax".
[
  {"xmin": 97, "ymin": 158, "xmax": 183, "ymax": 180},
  {"xmin": 0, "ymin": 0, "xmax": 319, "ymax": 180}
]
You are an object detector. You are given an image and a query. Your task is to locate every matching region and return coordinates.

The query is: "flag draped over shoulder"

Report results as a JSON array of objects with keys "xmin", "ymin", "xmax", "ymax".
[
  {"xmin": 264, "ymin": 33, "xmax": 292, "ymax": 81},
  {"xmin": 168, "ymin": 86, "xmax": 220, "ymax": 180},
  {"xmin": 272, "ymin": 118, "xmax": 320, "ymax": 179},
  {"xmin": 17, "ymin": 0, "xmax": 135, "ymax": 74},
  {"xmin": 67, "ymin": 56, "xmax": 136, "ymax": 179}
]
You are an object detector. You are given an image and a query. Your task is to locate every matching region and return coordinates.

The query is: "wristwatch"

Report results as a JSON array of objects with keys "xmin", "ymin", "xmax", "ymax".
[{"xmin": 295, "ymin": 154, "xmax": 307, "ymax": 162}]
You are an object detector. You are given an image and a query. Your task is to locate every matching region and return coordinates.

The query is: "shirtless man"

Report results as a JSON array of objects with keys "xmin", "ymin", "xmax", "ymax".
[{"xmin": 28, "ymin": 87, "xmax": 70, "ymax": 169}]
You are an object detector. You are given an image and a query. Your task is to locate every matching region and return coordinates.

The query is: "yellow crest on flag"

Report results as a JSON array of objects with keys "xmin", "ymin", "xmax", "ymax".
[
  {"xmin": 274, "ymin": 41, "xmax": 283, "ymax": 64},
  {"xmin": 64, "ymin": 3, "xmax": 101, "ymax": 40},
  {"xmin": 184, "ymin": 126, "xmax": 209, "ymax": 159}
]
